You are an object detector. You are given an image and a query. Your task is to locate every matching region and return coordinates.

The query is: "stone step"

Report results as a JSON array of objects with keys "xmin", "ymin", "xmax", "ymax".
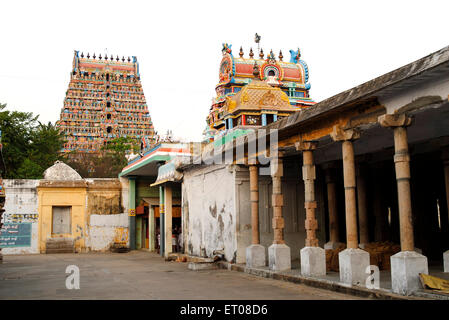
[
  {"xmin": 46, "ymin": 242, "xmax": 74, "ymax": 248},
  {"xmin": 46, "ymin": 238, "xmax": 74, "ymax": 243},
  {"xmin": 46, "ymin": 242, "xmax": 73, "ymax": 248},
  {"xmin": 46, "ymin": 238, "xmax": 74, "ymax": 250},
  {"xmin": 46, "ymin": 245, "xmax": 74, "ymax": 250},
  {"xmin": 111, "ymin": 247, "xmax": 130, "ymax": 253},
  {"xmin": 46, "ymin": 248, "xmax": 75, "ymax": 254},
  {"xmin": 188, "ymin": 262, "xmax": 217, "ymax": 271}
]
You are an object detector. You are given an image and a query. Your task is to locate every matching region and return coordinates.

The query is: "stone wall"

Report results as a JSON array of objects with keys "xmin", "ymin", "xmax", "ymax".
[
  {"xmin": 1, "ymin": 178, "xmax": 128, "ymax": 254},
  {"xmin": 85, "ymin": 213, "xmax": 129, "ymax": 251},
  {"xmin": 84, "ymin": 178, "xmax": 127, "ymax": 251},
  {"xmin": 85, "ymin": 179, "xmax": 122, "ymax": 215},
  {"xmin": 182, "ymin": 164, "xmax": 237, "ymax": 262},
  {"xmin": 1, "ymin": 180, "xmax": 40, "ymax": 254}
]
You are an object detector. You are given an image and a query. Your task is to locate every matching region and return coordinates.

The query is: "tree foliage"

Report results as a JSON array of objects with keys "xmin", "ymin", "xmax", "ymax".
[
  {"xmin": 0, "ymin": 102, "xmax": 138, "ymax": 179},
  {"xmin": 0, "ymin": 103, "xmax": 65, "ymax": 179}
]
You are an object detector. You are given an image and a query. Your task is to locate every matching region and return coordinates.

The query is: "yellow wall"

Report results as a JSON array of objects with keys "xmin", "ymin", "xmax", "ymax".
[{"xmin": 38, "ymin": 187, "xmax": 87, "ymax": 253}]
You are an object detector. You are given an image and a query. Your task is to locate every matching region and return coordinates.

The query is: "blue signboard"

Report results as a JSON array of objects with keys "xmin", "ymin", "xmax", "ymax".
[{"xmin": 0, "ymin": 223, "xmax": 32, "ymax": 248}]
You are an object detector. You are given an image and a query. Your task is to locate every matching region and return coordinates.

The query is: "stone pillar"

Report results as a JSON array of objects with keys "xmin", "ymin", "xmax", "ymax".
[
  {"xmin": 159, "ymin": 186, "xmax": 165, "ymax": 257},
  {"xmin": 136, "ymin": 215, "xmax": 142, "ymax": 249},
  {"xmin": 297, "ymin": 141, "xmax": 326, "ymax": 277},
  {"xmin": 164, "ymin": 185, "xmax": 173, "ymax": 258},
  {"xmin": 246, "ymin": 165, "xmax": 266, "ymax": 268},
  {"xmin": 379, "ymin": 114, "xmax": 428, "ymax": 295},
  {"xmin": 443, "ymin": 149, "xmax": 449, "ymax": 272},
  {"xmin": 331, "ymin": 126, "xmax": 369, "ymax": 286},
  {"xmin": 149, "ymin": 206, "xmax": 155, "ymax": 252},
  {"xmin": 323, "ymin": 164, "xmax": 341, "ymax": 249},
  {"xmin": 357, "ymin": 165, "xmax": 369, "ymax": 248},
  {"xmin": 268, "ymin": 152, "xmax": 291, "ymax": 271},
  {"xmin": 128, "ymin": 176, "xmax": 136, "ymax": 250}
]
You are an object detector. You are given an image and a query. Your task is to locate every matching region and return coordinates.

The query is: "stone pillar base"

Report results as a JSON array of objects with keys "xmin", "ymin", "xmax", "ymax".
[
  {"xmin": 391, "ymin": 251, "xmax": 428, "ymax": 295},
  {"xmin": 324, "ymin": 241, "xmax": 343, "ymax": 250},
  {"xmin": 339, "ymin": 248, "xmax": 370, "ymax": 286},
  {"xmin": 300, "ymin": 246, "xmax": 326, "ymax": 277},
  {"xmin": 444, "ymin": 250, "xmax": 449, "ymax": 273},
  {"xmin": 268, "ymin": 243, "xmax": 291, "ymax": 271},
  {"xmin": 246, "ymin": 244, "xmax": 266, "ymax": 268}
]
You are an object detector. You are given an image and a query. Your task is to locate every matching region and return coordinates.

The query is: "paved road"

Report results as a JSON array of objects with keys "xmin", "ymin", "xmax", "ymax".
[{"xmin": 0, "ymin": 251, "xmax": 366, "ymax": 300}]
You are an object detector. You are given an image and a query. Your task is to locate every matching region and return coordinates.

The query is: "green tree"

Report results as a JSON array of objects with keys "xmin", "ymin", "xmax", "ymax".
[
  {"xmin": 0, "ymin": 102, "xmax": 36, "ymax": 178},
  {"xmin": 28, "ymin": 121, "xmax": 65, "ymax": 172},
  {"xmin": 101, "ymin": 136, "xmax": 139, "ymax": 177},
  {"xmin": 16, "ymin": 158, "xmax": 43, "ymax": 179},
  {"xmin": 0, "ymin": 103, "xmax": 65, "ymax": 179}
]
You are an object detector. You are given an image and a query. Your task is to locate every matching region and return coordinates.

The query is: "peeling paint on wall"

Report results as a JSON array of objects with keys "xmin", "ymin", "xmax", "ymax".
[
  {"xmin": 1, "ymin": 180, "xmax": 40, "ymax": 254},
  {"xmin": 87, "ymin": 193, "xmax": 122, "ymax": 215},
  {"xmin": 183, "ymin": 164, "xmax": 236, "ymax": 262},
  {"xmin": 85, "ymin": 213, "xmax": 129, "ymax": 251}
]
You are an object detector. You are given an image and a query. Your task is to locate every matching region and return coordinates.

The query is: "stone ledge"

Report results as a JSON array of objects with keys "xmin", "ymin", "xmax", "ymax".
[
  {"xmin": 216, "ymin": 261, "xmax": 424, "ymax": 300},
  {"xmin": 188, "ymin": 262, "xmax": 218, "ymax": 271},
  {"xmin": 38, "ymin": 180, "xmax": 88, "ymax": 188},
  {"xmin": 412, "ymin": 289, "xmax": 449, "ymax": 300},
  {"xmin": 165, "ymin": 253, "xmax": 214, "ymax": 263}
]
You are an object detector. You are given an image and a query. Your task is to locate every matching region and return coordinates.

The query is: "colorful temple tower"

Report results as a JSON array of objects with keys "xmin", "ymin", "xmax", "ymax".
[
  {"xmin": 205, "ymin": 43, "xmax": 315, "ymax": 139},
  {"xmin": 56, "ymin": 51, "xmax": 156, "ymax": 154}
]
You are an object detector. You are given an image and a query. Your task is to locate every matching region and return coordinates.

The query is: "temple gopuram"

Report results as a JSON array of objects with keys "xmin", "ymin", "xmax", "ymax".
[
  {"xmin": 205, "ymin": 43, "xmax": 315, "ymax": 139},
  {"xmin": 56, "ymin": 51, "xmax": 156, "ymax": 154}
]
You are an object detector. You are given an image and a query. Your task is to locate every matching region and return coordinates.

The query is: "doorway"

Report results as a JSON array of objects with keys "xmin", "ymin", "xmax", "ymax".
[{"xmin": 52, "ymin": 206, "xmax": 71, "ymax": 235}]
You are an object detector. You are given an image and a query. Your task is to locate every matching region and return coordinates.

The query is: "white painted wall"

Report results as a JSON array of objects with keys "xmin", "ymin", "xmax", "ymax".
[
  {"xmin": 1, "ymin": 179, "xmax": 40, "ymax": 254},
  {"xmin": 85, "ymin": 212, "xmax": 129, "ymax": 251},
  {"xmin": 182, "ymin": 164, "xmax": 237, "ymax": 262}
]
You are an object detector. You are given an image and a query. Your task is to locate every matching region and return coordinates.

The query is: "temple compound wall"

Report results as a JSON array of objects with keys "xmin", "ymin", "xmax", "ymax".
[
  {"xmin": 37, "ymin": 175, "xmax": 128, "ymax": 253},
  {"xmin": 182, "ymin": 164, "xmax": 236, "ymax": 262},
  {"xmin": 0, "ymin": 168, "xmax": 129, "ymax": 254},
  {"xmin": 84, "ymin": 179, "xmax": 127, "ymax": 252},
  {"xmin": 1, "ymin": 180, "xmax": 40, "ymax": 254},
  {"xmin": 86, "ymin": 212, "xmax": 128, "ymax": 252}
]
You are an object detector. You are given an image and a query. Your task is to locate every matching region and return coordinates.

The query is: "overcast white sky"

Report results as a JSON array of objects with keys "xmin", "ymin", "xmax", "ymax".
[{"xmin": 1, "ymin": 0, "xmax": 448, "ymax": 142}]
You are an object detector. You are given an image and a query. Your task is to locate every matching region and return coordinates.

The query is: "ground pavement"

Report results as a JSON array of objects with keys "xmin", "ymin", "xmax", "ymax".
[{"xmin": 0, "ymin": 251, "xmax": 368, "ymax": 300}]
